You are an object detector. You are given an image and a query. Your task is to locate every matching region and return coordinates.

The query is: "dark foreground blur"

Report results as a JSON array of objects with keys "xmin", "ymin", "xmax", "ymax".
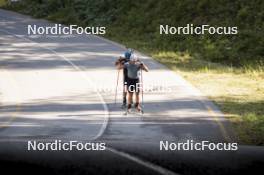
[{"xmin": 0, "ymin": 141, "xmax": 263, "ymax": 175}]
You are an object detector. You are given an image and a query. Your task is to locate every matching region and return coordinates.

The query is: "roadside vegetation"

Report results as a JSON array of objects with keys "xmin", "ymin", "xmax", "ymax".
[
  {"xmin": 2, "ymin": 0, "xmax": 264, "ymax": 145},
  {"xmin": 153, "ymin": 52, "xmax": 264, "ymax": 145},
  {"xmin": 0, "ymin": 0, "xmax": 6, "ymax": 6}
]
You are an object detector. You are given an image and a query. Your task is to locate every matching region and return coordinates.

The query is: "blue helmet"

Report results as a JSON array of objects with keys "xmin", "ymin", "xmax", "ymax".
[{"xmin": 124, "ymin": 48, "xmax": 133, "ymax": 59}]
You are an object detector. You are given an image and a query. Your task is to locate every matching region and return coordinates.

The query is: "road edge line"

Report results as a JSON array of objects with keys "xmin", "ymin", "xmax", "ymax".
[
  {"xmin": 107, "ymin": 147, "xmax": 181, "ymax": 175},
  {"xmin": 0, "ymin": 29, "xmax": 109, "ymax": 140}
]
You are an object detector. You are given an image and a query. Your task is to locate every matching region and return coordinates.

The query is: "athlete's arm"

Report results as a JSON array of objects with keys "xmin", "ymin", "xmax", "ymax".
[
  {"xmin": 115, "ymin": 57, "xmax": 127, "ymax": 67},
  {"xmin": 140, "ymin": 62, "xmax": 149, "ymax": 72},
  {"xmin": 115, "ymin": 57, "xmax": 123, "ymax": 66},
  {"xmin": 116, "ymin": 61, "xmax": 125, "ymax": 70}
]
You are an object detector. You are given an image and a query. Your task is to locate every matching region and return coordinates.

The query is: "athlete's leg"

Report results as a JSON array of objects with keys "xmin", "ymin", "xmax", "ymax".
[
  {"xmin": 135, "ymin": 92, "xmax": 140, "ymax": 104},
  {"xmin": 135, "ymin": 92, "xmax": 141, "ymax": 111},
  {"xmin": 127, "ymin": 92, "xmax": 133, "ymax": 110}
]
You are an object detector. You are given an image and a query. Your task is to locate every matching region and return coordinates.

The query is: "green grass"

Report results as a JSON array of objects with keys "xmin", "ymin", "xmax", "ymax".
[{"xmin": 152, "ymin": 51, "xmax": 264, "ymax": 145}]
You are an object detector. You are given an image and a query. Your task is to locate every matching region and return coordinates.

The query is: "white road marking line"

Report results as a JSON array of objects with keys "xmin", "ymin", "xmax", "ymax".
[{"xmin": 108, "ymin": 147, "xmax": 181, "ymax": 175}]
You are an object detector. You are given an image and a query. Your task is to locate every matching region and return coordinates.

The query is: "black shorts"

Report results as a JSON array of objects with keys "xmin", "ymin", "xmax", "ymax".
[{"xmin": 126, "ymin": 78, "xmax": 140, "ymax": 93}]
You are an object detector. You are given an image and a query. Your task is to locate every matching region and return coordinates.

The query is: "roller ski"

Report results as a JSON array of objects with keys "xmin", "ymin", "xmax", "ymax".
[{"xmin": 124, "ymin": 103, "xmax": 144, "ymax": 115}]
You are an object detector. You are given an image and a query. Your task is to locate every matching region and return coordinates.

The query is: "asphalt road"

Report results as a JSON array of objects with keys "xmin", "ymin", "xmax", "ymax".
[{"xmin": 0, "ymin": 9, "xmax": 263, "ymax": 175}]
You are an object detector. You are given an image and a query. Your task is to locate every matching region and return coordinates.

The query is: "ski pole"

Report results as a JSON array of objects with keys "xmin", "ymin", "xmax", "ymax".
[
  {"xmin": 123, "ymin": 70, "xmax": 125, "ymax": 104},
  {"xmin": 141, "ymin": 68, "xmax": 144, "ymax": 111},
  {"xmin": 115, "ymin": 69, "xmax": 120, "ymax": 105}
]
